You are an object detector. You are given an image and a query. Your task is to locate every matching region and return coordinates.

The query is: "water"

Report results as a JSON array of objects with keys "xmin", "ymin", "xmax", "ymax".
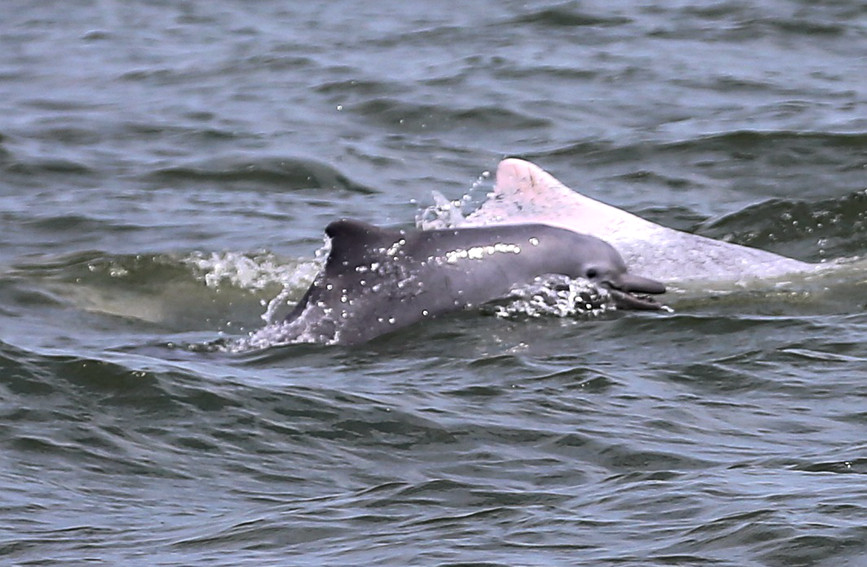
[{"xmin": 2, "ymin": 0, "xmax": 867, "ymax": 564}]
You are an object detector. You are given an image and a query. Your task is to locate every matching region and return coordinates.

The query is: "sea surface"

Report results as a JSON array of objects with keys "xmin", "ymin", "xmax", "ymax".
[{"xmin": 2, "ymin": 1, "xmax": 867, "ymax": 565}]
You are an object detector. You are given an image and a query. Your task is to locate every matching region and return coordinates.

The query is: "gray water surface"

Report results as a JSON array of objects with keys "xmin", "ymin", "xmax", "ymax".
[{"xmin": 2, "ymin": 1, "xmax": 867, "ymax": 565}]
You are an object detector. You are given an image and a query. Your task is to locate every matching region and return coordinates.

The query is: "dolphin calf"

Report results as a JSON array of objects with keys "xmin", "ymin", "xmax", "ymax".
[
  {"xmin": 457, "ymin": 159, "xmax": 812, "ymax": 285},
  {"xmin": 282, "ymin": 219, "xmax": 666, "ymax": 345}
]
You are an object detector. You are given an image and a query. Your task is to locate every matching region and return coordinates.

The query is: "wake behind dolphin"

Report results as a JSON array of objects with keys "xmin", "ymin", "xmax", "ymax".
[
  {"xmin": 277, "ymin": 219, "xmax": 665, "ymax": 345},
  {"xmin": 449, "ymin": 159, "xmax": 814, "ymax": 285}
]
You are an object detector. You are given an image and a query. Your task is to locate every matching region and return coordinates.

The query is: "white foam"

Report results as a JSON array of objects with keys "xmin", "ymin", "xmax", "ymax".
[
  {"xmin": 183, "ymin": 246, "xmax": 326, "ymax": 327},
  {"xmin": 484, "ymin": 274, "xmax": 617, "ymax": 319}
]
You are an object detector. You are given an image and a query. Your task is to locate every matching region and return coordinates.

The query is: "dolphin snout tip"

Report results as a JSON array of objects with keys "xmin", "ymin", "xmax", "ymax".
[
  {"xmin": 606, "ymin": 288, "xmax": 667, "ymax": 311},
  {"xmin": 616, "ymin": 273, "xmax": 666, "ymax": 295},
  {"xmin": 602, "ymin": 273, "xmax": 666, "ymax": 311}
]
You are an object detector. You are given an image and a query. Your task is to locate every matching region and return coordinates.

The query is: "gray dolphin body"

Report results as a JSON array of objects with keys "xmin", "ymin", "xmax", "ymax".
[{"xmin": 283, "ymin": 219, "xmax": 665, "ymax": 345}]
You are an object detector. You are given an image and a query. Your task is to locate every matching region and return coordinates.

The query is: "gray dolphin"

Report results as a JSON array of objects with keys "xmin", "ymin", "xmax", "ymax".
[{"xmin": 282, "ymin": 219, "xmax": 665, "ymax": 345}]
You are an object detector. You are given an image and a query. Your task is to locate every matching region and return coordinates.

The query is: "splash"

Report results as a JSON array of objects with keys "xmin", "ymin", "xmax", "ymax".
[
  {"xmin": 415, "ymin": 169, "xmax": 491, "ymax": 230},
  {"xmin": 183, "ymin": 251, "xmax": 306, "ymax": 292},
  {"xmin": 221, "ymin": 321, "xmax": 311, "ymax": 352},
  {"xmin": 183, "ymin": 247, "xmax": 326, "ymax": 325},
  {"xmin": 484, "ymin": 274, "xmax": 618, "ymax": 319}
]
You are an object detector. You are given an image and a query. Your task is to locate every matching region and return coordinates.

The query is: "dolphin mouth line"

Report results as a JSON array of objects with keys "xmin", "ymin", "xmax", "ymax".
[{"xmin": 606, "ymin": 288, "xmax": 667, "ymax": 311}]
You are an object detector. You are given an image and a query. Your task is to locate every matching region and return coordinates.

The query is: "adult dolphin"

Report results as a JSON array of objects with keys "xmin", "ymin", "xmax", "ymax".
[
  {"xmin": 457, "ymin": 159, "xmax": 813, "ymax": 285},
  {"xmin": 282, "ymin": 219, "xmax": 666, "ymax": 345}
]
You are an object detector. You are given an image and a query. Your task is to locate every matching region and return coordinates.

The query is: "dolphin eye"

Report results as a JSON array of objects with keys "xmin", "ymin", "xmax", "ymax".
[{"xmin": 585, "ymin": 268, "xmax": 598, "ymax": 279}]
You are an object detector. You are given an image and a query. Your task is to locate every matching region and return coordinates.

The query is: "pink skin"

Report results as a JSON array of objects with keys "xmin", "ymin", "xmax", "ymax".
[{"xmin": 461, "ymin": 159, "xmax": 811, "ymax": 285}]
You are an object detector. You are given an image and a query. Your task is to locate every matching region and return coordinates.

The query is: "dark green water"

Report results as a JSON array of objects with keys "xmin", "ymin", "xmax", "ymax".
[{"xmin": 2, "ymin": 1, "xmax": 867, "ymax": 565}]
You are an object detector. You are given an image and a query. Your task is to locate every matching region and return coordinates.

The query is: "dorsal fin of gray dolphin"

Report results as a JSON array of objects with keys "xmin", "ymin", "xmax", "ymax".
[
  {"xmin": 459, "ymin": 159, "xmax": 812, "ymax": 284},
  {"xmin": 322, "ymin": 218, "xmax": 396, "ymax": 274},
  {"xmin": 283, "ymin": 219, "xmax": 666, "ymax": 345}
]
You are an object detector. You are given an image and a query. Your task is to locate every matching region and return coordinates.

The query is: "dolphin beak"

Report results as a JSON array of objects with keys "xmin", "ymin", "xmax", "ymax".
[
  {"xmin": 617, "ymin": 273, "xmax": 666, "ymax": 295},
  {"xmin": 603, "ymin": 273, "xmax": 666, "ymax": 311},
  {"xmin": 606, "ymin": 288, "xmax": 665, "ymax": 310}
]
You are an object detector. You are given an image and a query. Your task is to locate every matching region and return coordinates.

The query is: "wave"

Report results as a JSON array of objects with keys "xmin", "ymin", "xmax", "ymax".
[
  {"xmin": 699, "ymin": 188, "xmax": 867, "ymax": 261},
  {"xmin": 3, "ymin": 157, "xmax": 95, "ymax": 178},
  {"xmin": 6, "ymin": 250, "xmax": 319, "ymax": 332},
  {"xmin": 530, "ymin": 130, "xmax": 867, "ymax": 163},
  {"xmin": 146, "ymin": 156, "xmax": 375, "ymax": 193},
  {"xmin": 351, "ymin": 97, "xmax": 551, "ymax": 133},
  {"xmin": 508, "ymin": 6, "xmax": 631, "ymax": 28}
]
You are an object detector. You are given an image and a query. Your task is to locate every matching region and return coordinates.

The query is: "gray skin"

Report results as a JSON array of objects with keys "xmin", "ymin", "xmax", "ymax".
[{"xmin": 283, "ymin": 219, "xmax": 666, "ymax": 345}]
